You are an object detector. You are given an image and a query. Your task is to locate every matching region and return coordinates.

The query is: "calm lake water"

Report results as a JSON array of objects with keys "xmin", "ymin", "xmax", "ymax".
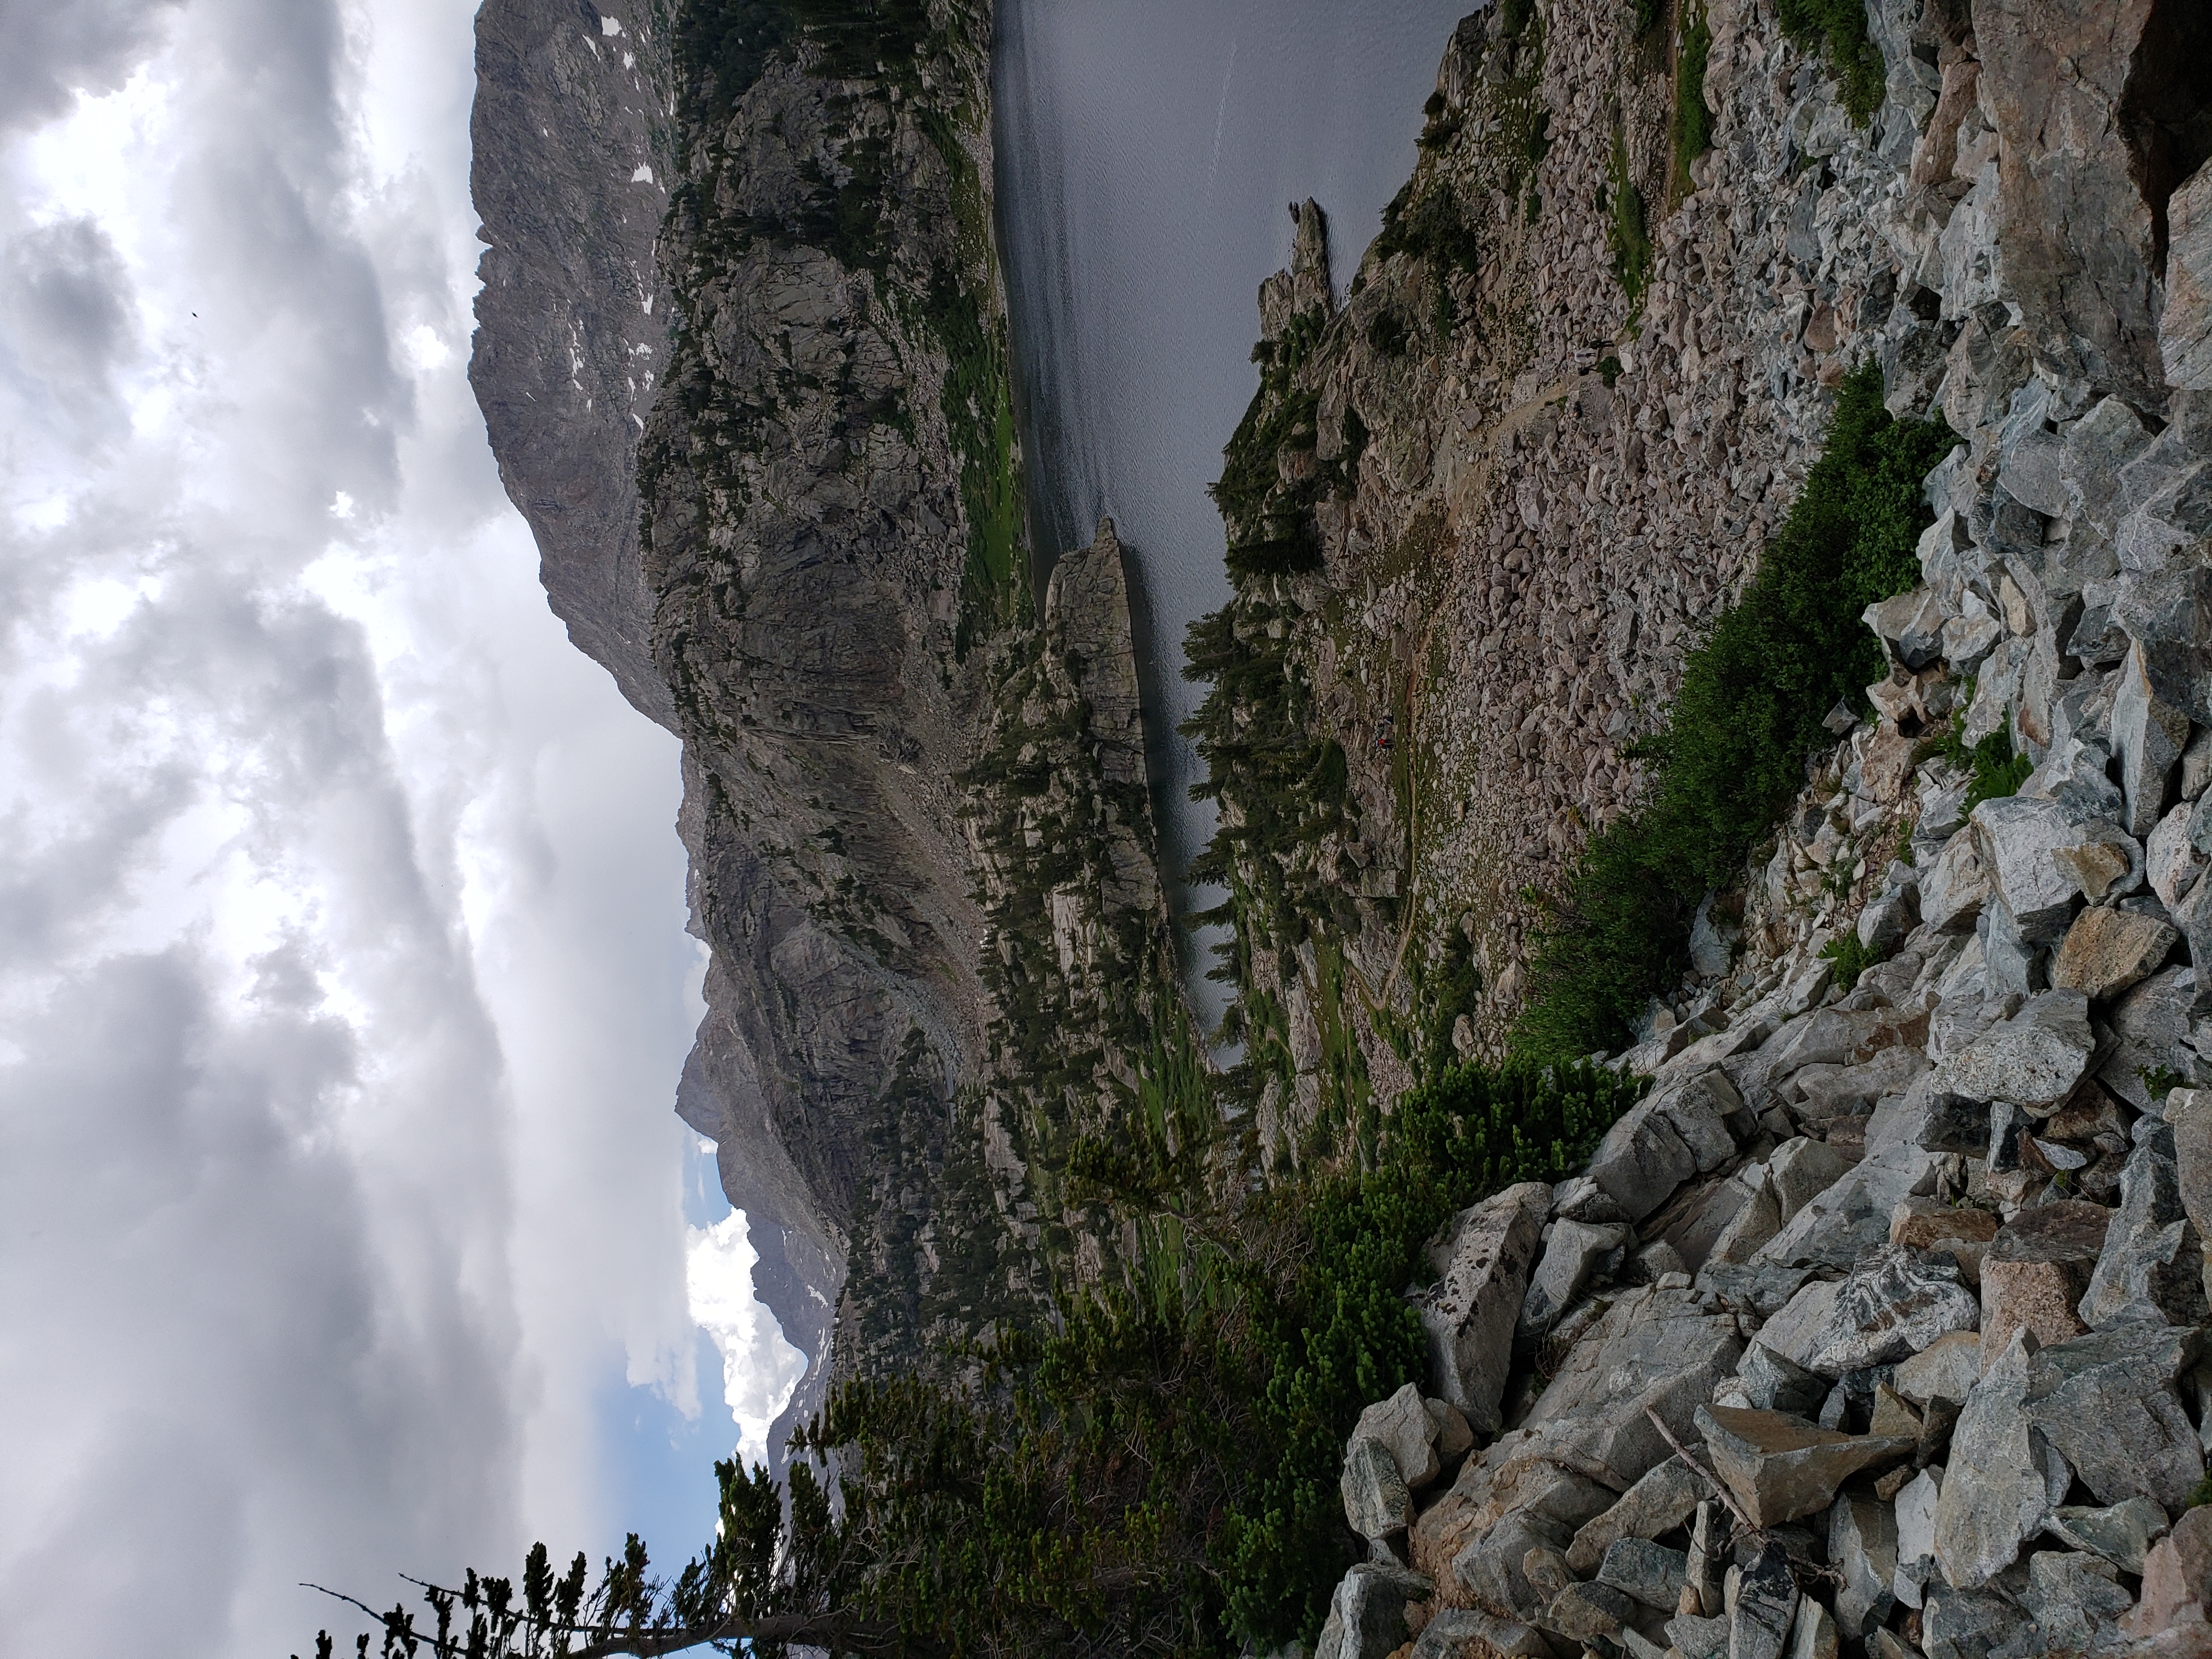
[{"xmin": 992, "ymin": 0, "xmax": 1476, "ymax": 1025}]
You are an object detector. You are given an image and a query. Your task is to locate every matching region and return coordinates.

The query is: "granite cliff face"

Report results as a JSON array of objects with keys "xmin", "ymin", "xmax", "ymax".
[
  {"xmin": 471, "ymin": 0, "xmax": 1201, "ymax": 1457},
  {"xmin": 471, "ymin": 0, "xmax": 674, "ymax": 725}
]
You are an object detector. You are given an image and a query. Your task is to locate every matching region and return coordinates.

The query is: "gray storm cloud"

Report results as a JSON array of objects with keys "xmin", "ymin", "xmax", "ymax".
[{"xmin": 0, "ymin": 1, "xmax": 764, "ymax": 1654}]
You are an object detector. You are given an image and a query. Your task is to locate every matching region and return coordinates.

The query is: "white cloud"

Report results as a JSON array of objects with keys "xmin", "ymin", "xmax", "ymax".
[
  {"xmin": 687, "ymin": 1212, "xmax": 809, "ymax": 1470},
  {"xmin": 0, "ymin": 0, "xmax": 794, "ymax": 1654}
]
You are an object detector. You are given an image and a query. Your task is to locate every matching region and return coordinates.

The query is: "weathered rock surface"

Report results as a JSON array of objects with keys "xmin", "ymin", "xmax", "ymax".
[
  {"xmin": 1932, "ymin": 1331, "xmax": 2068, "ymax": 1591},
  {"xmin": 1343, "ymin": 1435, "xmax": 1414, "ymax": 1539},
  {"xmin": 2023, "ymin": 1322, "xmax": 2205, "ymax": 1511},
  {"xmin": 1419, "ymin": 1185, "xmax": 1552, "ymax": 1433},
  {"xmin": 1696, "ymin": 1404, "xmax": 1914, "ymax": 1527},
  {"xmin": 1316, "ymin": 1560, "xmax": 1434, "ymax": 1659}
]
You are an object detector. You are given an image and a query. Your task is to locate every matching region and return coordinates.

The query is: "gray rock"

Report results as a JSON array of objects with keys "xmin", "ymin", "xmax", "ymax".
[
  {"xmin": 2023, "ymin": 1549, "xmax": 2132, "ymax": 1654},
  {"xmin": 1517, "ymin": 1286, "xmax": 1746, "ymax": 1489},
  {"xmin": 1768, "ymin": 1138, "xmax": 1853, "ymax": 1223},
  {"xmin": 1667, "ymin": 1612, "xmax": 1728, "ymax": 1659},
  {"xmin": 1449, "ymin": 1482, "xmax": 1610, "ymax": 1627},
  {"xmin": 1584, "ymin": 1101, "xmax": 1700, "ymax": 1223},
  {"xmin": 2170, "ymin": 1091, "xmax": 2212, "ymax": 1311},
  {"xmin": 2113, "ymin": 557, "xmax": 2212, "ymax": 729},
  {"xmin": 1737, "ymin": 1341, "xmax": 1829, "ymax": 1417},
  {"xmin": 1920, "ymin": 1583, "xmax": 2037, "ymax": 1659},
  {"xmin": 1652, "ymin": 1068, "xmax": 1756, "ymax": 1173},
  {"xmin": 1894, "ymin": 1466, "xmax": 1943, "ymax": 1610},
  {"xmin": 1596, "ymin": 1536, "xmax": 1688, "ymax": 1610},
  {"xmin": 1786, "ymin": 1595, "xmax": 1837, "ymax": 1659},
  {"xmin": 1756, "ymin": 1088, "xmax": 1939, "ymax": 1272},
  {"xmin": 2148, "ymin": 801, "xmax": 2205, "ymax": 908},
  {"xmin": 2113, "ymin": 641, "xmax": 2193, "ymax": 835},
  {"xmin": 1519, "ymin": 1218, "xmax": 1629, "ymax": 1339},
  {"xmin": 1541, "ymin": 1580, "xmax": 1634, "ymax": 1644},
  {"xmin": 1932, "ymin": 1330, "xmax": 2069, "ymax": 1590},
  {"xmin": 1408, "ymin": 1607, "xmax": 1551, "ymax": 1659},
  {"xmin": 1314, "ymin": 1559, "xmax": 1433, "ymax": 1659},
  {"xmin": 1351, "ymin": 1383, "xmax": 1443, "ymax": 1491},
  {"xmin": 1785, "ymin": 1245, "xmax": 1981, "ymax": 1377},
  {"xmin": 1702, "ymin": 1170, "xmax": 1784, "ymax": 1269},
  {"xmin": 1728, "ymin": 1547, "xmax": 1799, "ymax": 1659},
  {"xmin": 2080, "ymin": 1126, "xmax": 2208, "ymax": 1329},
  {"xmin": 1566, "ymin": 1455, "xmax": 1711, "ymax": 1576},
  {"xmin": 2023, "ymin": 1322, "xmax": 2206, "ymax": 1512},
  {"xmin": 1972, "ymin": 797, "xmax": 2088, "ymax": 942},
  {"xmin": 1830, "ymin": 1488, "xmax": 1899, "ymax": 1639},
  {"xmin": 1860, "ymin": 887, "xmax": 1919, "ymax": 954},
  {"xmin": 1921, "ymin": 830, "xmax": 1991, "ymax": 934},
  {"xmin": 1695, "ymin": 1405, "xmax": 1914, "ymax": 1527},
  {"xmin": 1892, "ymin": 1330, "xmax": 1983, "ymax": 1407},
  {"xmin": 1341, "ymin": 1434, "xmax": 1412, "ymax": 1539},
  {"xmin": 1926, "ymin": 990, "xmax": 2094, "ymax": 1111},
  {"xmin": 2044, "ymin": 1496, "xmax": 2171, "ymax": 1575},
  {"xmin": 2168, "ymin": 156, "xmax": 2212, "ymax": 391},
  {"xmin": 1866, "ymin": 590, "xmax": 1947, "ymax": 671},
  {"xmin": 1426, "ymin": 1397, "xmax": 1475, "ymax": 1464},
  {"xmin": 1416, "ymin": 1183, "xmax": 1551, "ymax": 1435},
  {"xmin": 2099, "ymin": 967, "xmax": 2200, "ymax": 1109}
]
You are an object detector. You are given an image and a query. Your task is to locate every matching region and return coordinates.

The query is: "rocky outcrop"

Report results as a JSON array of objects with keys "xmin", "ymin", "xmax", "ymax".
[{"xmin": 470, "ymin": 0, "xmax": 673, "ymax": 725}]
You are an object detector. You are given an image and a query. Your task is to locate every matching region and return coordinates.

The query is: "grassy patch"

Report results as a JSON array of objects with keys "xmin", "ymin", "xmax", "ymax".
[
  {"xmin": 1671, "ymin": 0, "xmax": 1713, "ymax": 198},
  {"xmin": 1511, "ymin": 363, "xmax": 1957, "ymax": 1064},
  {"xmin": 1602, "ymin": 122, "xmax": 1652, "ymax": 309},
  {"xmin": 1774, "ymin": 0, "xmax": 1888, "ymax": 125}
]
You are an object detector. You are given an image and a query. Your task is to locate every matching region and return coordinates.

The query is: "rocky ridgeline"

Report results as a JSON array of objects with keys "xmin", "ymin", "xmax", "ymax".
[{"xmin": 1314, "ymin": 0, "xmax": 2212, "ymax": 1643}]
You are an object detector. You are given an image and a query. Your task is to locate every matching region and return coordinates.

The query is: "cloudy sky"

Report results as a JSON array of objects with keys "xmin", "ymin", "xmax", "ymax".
[{"xmin": 0, "ymin": 2, "xmax": 803, "ymax": 1653}]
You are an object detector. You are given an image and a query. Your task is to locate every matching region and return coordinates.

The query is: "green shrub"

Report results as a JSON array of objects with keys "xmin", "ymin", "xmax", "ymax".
[
  {"xmin": 1774, "ymin": 0, "xmax": 1888, "ymax": 124},
  {"xmin": 1671, "ymin": 1, "xmax": 1713, "ymax": 194},
  {"xmin": 1216, "ymin": 1060, "xmax": 1643, "ymax": 1645},
  {"xmin": 1604, "ymin": 125, "xmax": 1652, "ymax": 307},
  {"xmin": 1511, "ymin": 363, "xmax": 1957, "ymax": 1064},
  {"xmin": 1819, "ymin": 928, "xmax": 1887, "ymax": 992}
]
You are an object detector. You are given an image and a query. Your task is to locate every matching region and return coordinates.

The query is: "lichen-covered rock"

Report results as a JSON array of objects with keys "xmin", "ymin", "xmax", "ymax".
[{"xmin": 1342, "ymin": 1435, "xmax": 1413, "ymax": 1539}]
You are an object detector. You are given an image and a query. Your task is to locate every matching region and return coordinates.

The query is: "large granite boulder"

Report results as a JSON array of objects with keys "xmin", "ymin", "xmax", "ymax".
[
  {"xmin": 2023, "ymin": 1322, "xmax": 2205, "ymax": 1511},
  {"xmin": 1932, "ymin": 1330, "xmax": 2070, "ymax": 1590},
  {"xmin": 1415, "ymin": 1183, "xmax": 1551, "ymax": 1435},
  {"xmin": 1926, "ymin": 989, "xmax": 2095, "ymax": 1111},
  {"xmin": 1314, "ymin": 1560, "xmax": 1434, "ymax": 1659}
]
